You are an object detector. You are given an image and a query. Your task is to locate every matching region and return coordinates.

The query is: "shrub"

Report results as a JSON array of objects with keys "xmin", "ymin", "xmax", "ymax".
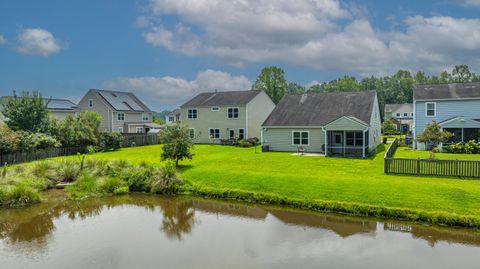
[
  {"xmin": 151, "ymin": 162, "xmax": 183, "ymax": 195},
  {"xmin": 30, "ymin": 161, "xmax": 56, "ymax": 180},
  {"xmin": 55, "ymin": 160, "xmax": 80, "ymax": 182},
  {"xmin": 97, "ymin": 177, "xmax": 128, "ymax": 195},
  {"xmin": 99, "ymin": 132, "xmax": 123, "ymax": 151},
  {"xmin": 121, "ymin": 165, "xmax": 156, "ymax": 192},
  {"xmin": 0, "ymin": 124, "xmax": 20, "ymax": 153},
  {"xmin": 86, "ymin": 145, "xmax": 96, "ymax": 155},
  {"xmin": 0, "ymin": 183, "xmax": 41, "ymax": 207},
  {"xmin": 66, "ymin": 172, "xmax": 97, "ymax": 199},
  {"xmin": 444, "ymin": 140, "xmax": 480, "ymax": 154}
]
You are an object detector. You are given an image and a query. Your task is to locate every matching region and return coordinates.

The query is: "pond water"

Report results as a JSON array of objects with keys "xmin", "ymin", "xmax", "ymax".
[{"xmin": 1, "ymin": 193, "xmax": 479, "ymax": 269}]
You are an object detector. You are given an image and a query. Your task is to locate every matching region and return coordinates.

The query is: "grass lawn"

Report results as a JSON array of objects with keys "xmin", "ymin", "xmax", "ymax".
[
  {"xmin": 54, "ymin": 144, "xmax": 480, "ymax": 219},
  {"xmin": 394, "ymin": 146, "xmax": 480, "ymax": 160}
]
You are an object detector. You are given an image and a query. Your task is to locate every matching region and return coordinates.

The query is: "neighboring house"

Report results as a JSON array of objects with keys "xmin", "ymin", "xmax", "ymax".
[
  {"xmin": 413, "ymin": 82, "xmax": 480, "ymax": 150},
  {"xmin": 180, "ymin": 90, "xmax": 275, "ymax": 143},
  {"xmin": 78, "ymin": 89, "xmax": 159, "ymax": 133},
  {"xmin": 165, "ymin": 109, "xmax": 181, "ymax": 125},
  {"xmin": 262, "ymin": 91, "xmax": 381, "ymax": 158},
  {"xmin": 0, "ymin": 96, "xmax": 80, "ymax": 122},
  {"xmin": 384, "ymin": 103, "xmax": 413, "ymax": 134}
]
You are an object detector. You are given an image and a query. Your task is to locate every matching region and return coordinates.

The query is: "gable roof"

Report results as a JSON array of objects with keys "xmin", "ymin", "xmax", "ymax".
[
  {"xmin": 180, "ymin": 90, "xmax": 262, "ymax": 108},
  {"xmin": 89, "ymin": 89, "xmax": 151, "ymax": 112},
  {"xmin": 414, "ymin": 82, "xmax": 480, "ymax": 101},
  {"xmin": 384, "ymin": 103, "xmax": 413, "ymax": 113},
  {"xmin": 167, "ymin": 108, "xmax": 181, "ymax": 116},
  {"xmin": 262, "ymin": 91, "xmax": 376, "ymax": 127},
  {"xmin": 0, "ymin": 96, "xmax": 79, "ymax": 111}
]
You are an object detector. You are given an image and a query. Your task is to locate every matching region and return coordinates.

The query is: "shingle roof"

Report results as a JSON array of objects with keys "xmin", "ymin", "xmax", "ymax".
[
  {"xmin": 414, "ymin": 82, "xmax": 480, "ymax": 100},
  {"xmin": 0, "ymin": 96, "xmax": 79, "ymax": 111},
  {"xmin": 90, "ymin": 89, "xmax": 151, "ymax": 112},
  {"xmin": 167, "ymin": 108, "xmax": 181, "ymax": 116},
  {"xmin": 262, "ymin": 91, "xmax": 376, "ymax": 127},
  {"xmin": 384, "ymin": 103, "xmax": 413, "ymax": 113},
  {"xmin": 180, "ymin": 90, "xmax": 261, "ymax": 108}
]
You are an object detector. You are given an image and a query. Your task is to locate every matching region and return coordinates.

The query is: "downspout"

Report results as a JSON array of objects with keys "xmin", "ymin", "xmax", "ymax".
[
  {"xmin": 363, "ymin": 127, "xmax": 368, "ymax": 158},
  {"xmin": 322, "ymin": 127, "xmax": 327, "ymax": 156}
]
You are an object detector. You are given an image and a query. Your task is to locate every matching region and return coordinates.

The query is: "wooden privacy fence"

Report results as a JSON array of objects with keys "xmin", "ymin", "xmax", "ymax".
[
  {"xmin": 122, "ymin": 134, "xmax": 159, "ymax": 147},
  {"xmin": 384, "ymin": 138, "xmax": 480, "ymax": 178},
  {"xmin": 0, "ymin": 146, "xmax": 85, "ymax": 166}
]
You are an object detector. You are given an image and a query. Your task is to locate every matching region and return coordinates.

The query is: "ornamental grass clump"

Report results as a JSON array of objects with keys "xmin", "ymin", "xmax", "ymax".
[{"xmin": 151, "ymin": 162, "xmax": 183, "ymax": 195}]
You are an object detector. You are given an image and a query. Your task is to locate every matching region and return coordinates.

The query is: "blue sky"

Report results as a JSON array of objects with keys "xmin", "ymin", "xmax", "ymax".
[{"xmin": 1, "ymin": 0, "xmax": 480, "ymax": 110}]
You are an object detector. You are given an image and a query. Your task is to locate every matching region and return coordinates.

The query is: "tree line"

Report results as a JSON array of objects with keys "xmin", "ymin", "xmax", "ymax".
[{"xmin": 252, "ymin": 65, "xmax": 480, "ymax": 118}]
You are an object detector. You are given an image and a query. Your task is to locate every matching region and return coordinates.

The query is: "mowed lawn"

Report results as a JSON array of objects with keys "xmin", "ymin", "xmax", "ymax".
[
  {"xmin": 58, "ymin": 144, "xmax": 480, "ymax": 217},
  {"xmin": 395, "ymin": 146, "xmax": 480, "ymax": 160}
]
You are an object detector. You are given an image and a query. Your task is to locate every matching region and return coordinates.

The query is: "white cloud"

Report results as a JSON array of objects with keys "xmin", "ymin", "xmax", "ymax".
[
  {"xmin": 140, "ymin": 0, "xmax": 480, "ymax": 75},
  {"xmin": 0, "ymin": 35, "xmax": 6, "ymax": 44},
  {"xmin": 460, "ymin": 0, "xmax": 480, "ymax": 6},
  {"xmin": 16, "ymin": 28, "xmax": 63, "ymax": 56},
  {"xmin": 102, "ymin": 69, "xmax": 252, "ymax": 110}
]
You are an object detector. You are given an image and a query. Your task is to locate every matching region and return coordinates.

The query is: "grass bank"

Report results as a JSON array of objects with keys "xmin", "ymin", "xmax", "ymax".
[
  {"xmin": 394, "ymin": 146, "xmax": 480, "ymax": 160},
  {"xmin": 48, "ymin": 144, "xmax": 480, "ymax": 228}
]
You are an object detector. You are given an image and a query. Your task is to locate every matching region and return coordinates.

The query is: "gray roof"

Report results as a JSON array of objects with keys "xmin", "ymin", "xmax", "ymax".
[
  {"xmin": 262, "ymin": 91, "xmax": 376, "ymax": 127},
  {"xmin": 91, "ymin": 89, "xmax": 151, "ymax": 112},
  {"xmin": 167, "ymin": 108, "xmax": 181, "ymax": 116},
  {"xmin": 181, "ymin": 90, "xmax": 261, "ymax": 108},
  {"xmin": 414, "ymin": 82, "xmax": 480, "ymax": 100},
  {"xmin": 384, "ymin": 103, "xmax": 413, "ymax": 113},
  {"xmin": 0, "ymin": 96, "xmax": 79, "ymax": 111}
]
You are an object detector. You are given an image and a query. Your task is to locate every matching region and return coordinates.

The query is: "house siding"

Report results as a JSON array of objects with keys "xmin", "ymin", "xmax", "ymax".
[
  {"xmin": 78, "ymin": 90, "xmax": 111, "ymax": 132},
  {"xmin": 246, "ymin": 91, "xmax": 276, "ymax": 139},
  {"xmin": 414, "ymin": 99, "xmax": 480, "ymax": 148},
  {"xmin": 181, "ymin": 105, "xmax": 247, "ymax": 144},
  {"xmin": 50, "ymin": 110, "xmax": 79, "ymax": 121},
  {"xmin": 262, "ymin": 128, "xmax": 325, "ymax": 153},
  {"xmin": 324, "ymin": 118, "xmax": 366, "ymax": 131},
  {"xmin": 369, "ymin": 94, "xmax": 382, "ymax": 152},
  {"xmin": 113, "ymin": 112, "xmax": 152, "ymax": 132}
]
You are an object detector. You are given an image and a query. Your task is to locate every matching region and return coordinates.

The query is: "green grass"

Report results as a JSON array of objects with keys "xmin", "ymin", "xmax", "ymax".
[
  {"xmin": 394, "ymin": 146, "xmax": 480, "ymax": 160},
  {"xmin": 51, "ymin": 144, "xmax": 480, "ymax": 224}
]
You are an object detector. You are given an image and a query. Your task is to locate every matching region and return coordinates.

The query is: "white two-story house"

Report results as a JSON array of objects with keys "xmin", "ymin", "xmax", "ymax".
[
  {"xmin": 78, "ymin": 89, "xmax": 159, "ymax": 133},
  {"xmin": 413, "ymin": 82, "xmax": 480, "ymax": 150}
]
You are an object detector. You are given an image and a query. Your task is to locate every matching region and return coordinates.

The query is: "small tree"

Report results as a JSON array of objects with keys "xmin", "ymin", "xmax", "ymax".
[
  {"xmin": 2, "ymin": 91, "xmax": 51, "ymax": 133},
  {"xmin": 382, "ymin": 119, "xmax": 397, "ymax": 135},
  {"xmin": 159, "ymin": 125, "xmax": 194, "ymax": 168},
  {"xmin": 416, "ymin": 121, "xmax": 453, "ymax": 150}
]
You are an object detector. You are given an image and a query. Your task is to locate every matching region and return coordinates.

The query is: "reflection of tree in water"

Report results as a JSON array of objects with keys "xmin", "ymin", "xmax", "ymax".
[{"xmin": 159, "ymin": 200, "xmax": 197, "ymax": 241}]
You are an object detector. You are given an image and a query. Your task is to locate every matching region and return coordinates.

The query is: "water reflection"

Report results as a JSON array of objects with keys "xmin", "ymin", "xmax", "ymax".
[{"xmin": 1, "ymin": 193, "xmax": 480, "ymax": 254}]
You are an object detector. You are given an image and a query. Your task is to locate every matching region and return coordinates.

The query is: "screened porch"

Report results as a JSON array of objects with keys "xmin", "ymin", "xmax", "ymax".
[{"xmin": 324, "ymin": 130, "xmax": 369, "ymax": 158}]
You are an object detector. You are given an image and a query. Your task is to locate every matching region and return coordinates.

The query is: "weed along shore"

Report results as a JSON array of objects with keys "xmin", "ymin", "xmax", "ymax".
[{"xmin": 2, "ymin": 144, "xmax": 480, "ymax": 229}]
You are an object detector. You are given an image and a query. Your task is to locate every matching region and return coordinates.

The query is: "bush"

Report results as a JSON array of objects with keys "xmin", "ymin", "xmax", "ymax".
[
  {"xmin": 151, "ymin": 162, "xmax": 183, "ymax": 195},
  {"xmin": 97, "ymin": 177, "xmax": 128, "ymax": 195},
  {"xmin": 55, "ymin": 160, "xmax": 80, "ymax": 182},
  {"xmin": 0, "ymin": 184, "xmax": 41, "ymax": 207},
  {"xmin": 444, "ymin": 140, "xmax": 480, "ymax": 154},
  {"xmin": 66, "ymin": 172, "xmax": 97, "ymax": 199},
  {"xmin": 0, "ymin": 124, "xmax": 20, "ymax": 153},
  {"xmin": 99, "ymin": 132, "xmax": 123, "ymax": 151},
  {"xmin": 121, "ymin": 165, "xmax": 156, "ymax": 192}
]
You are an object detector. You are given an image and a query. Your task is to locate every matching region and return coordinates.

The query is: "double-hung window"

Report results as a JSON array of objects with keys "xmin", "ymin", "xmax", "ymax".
[
  {"xmin": 346, "ymin": 132, "xmax": 363, "ymax": 146},
  {"xmin": 238, "ymin": 128, "xmax": 245, "ymax": 140},
  {"xmin": 136, "ymin": 127, "xmax": 143, "ymax": 133},
  {"xmin": 169, "ymin": 116, "xmax": 175, "ymax": 122},
  {"xmin": 292, "ymin": 131, "xmax": 309, "ymax": 145},
  {"xmin": 209, "ymin": 128, "xmax": 220, "ymax": 139},
  {"xmin": 403, "ymin": 112, "xmax": 408, "ymax": 117},
  {"xmin": 396, "ymin": 112, "xmax": 401, "ymax": 117},
  {"xmin": 189, "ymin": 128, "xmax": 195, "ymax": 139},
  {"xmin": 117, "ymin": 113, "xmax": 125, "ymax": 121},
  {"xmin": 426, "ymin": 102, "xmax": 436, "ymax": 117},
  {"xmin": 142, "ymin": 113, "xmax": 149, "ymax": 121},
  {"xmin": 188, "ymin": 109, "xmax": 198, "ymax": 119},
  {"xmin": 227, "ymin": 108, "xmax": 239, "ymax": 119}
]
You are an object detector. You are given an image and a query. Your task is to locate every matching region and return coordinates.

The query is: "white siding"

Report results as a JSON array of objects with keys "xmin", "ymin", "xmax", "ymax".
[
  {"xmin": 262, "ymin": 128, "xmax": 325, "ymax": 152},
  {"xmin": 369, "ymin": 94, "xmax": 382, "ymax": 152},
  {"xmin": 246, "ymin": 91, "xmax": 276, "ymax": 139}
]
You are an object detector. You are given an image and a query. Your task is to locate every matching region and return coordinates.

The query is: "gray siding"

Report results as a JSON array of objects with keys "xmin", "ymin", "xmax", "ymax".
[
  {"xmin": 246, "ymin": 91, "xmax": 276, "ymax": 139},
  {"xmin": 369, "ymin": 94, "xmax": 382, "ymax": 152},
  {"xmin": 262, "ymin": 128, "xmax": 325, "ymax": 153},
  {"xmin": 325, "ymin": 117, "xmax": 366, "ymax": 131},
  {"xmin": 78, "ymin": 90, "xmax": 111, "ymax": 132}
]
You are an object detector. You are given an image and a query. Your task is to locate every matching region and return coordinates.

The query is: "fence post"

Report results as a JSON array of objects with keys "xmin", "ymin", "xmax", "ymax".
[{"xmin": 417, "ymin": 159, "xmax": 420, "ymax": 175}]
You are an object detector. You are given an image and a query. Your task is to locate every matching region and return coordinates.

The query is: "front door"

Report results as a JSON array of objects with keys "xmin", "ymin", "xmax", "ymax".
[
  {"xmin": 229, "ymin": 129, "xmax": 235, "ymax": 139},
  {"xmin": 332, "ymin": 131, "xmax": 343, "ymax": 155},
  {"xmin": 401, "ymin": 124, "xmax": 409, "ymax": 134}
]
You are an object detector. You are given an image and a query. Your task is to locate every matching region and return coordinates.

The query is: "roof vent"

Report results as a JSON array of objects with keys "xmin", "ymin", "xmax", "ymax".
[
  {"xmin": 111, "ymin": 93, "xmax": 117, "ymax": 97},
  {"xmin": 300, "ymin": 93, "xmax": 308, "ymax": 104}
]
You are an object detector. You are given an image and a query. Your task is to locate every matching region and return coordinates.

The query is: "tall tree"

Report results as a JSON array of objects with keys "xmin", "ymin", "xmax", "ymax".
[
  {"xmin": 287, "ymin": 82, "xmax": 305, "ymax": 94},
  {"xmin": 2, "ymin": 91, "xmax": 51, "ymax": 133},
  {"xmin": 450, "ymin": 64, "xmax": 475, "ymax": 83},
  {"xmin": 253, "ymin": 66, "xmax": 287, "ymax": 104}
]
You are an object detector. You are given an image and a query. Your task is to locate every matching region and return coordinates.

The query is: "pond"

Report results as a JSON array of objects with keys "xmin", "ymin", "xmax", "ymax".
[{"xmin": 1, "ymin": 192, "xmax": 479, "ymax": 269}]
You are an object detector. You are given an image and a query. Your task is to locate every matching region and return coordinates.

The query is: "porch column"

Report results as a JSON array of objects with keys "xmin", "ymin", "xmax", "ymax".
[
  {"xmin": 343, "ymin": 131, "xmax": 346, "ymax": 157},
  {"xmin": 362, "ymin": 131, "xmax": 366, "ymax": 158},
  {"xmin": 324, "ymin": 129, "xmax": 328, "ymax": 156}
]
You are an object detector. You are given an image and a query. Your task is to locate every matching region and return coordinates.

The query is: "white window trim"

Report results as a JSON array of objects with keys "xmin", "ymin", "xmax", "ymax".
[
  {"xmin": 189, "ymin": 128, "xmax": 195, "ymax": 139},
  {"xmin": 88, "ymin": 99, "xmax": 93, "ymax": 108},
  {"xmin": 238, "ymin": 128, "xmax": 245, "ymax": 139},
  {"xmin": 396, "ymin": 112, "xmax": 401, "ymax": 117},
  {"xmin": 118, "ymin": 127, "xmax": 123, "ymax": 133},
  {"xmin": 291, "ymin": 130, "xmax": 310, "ymax": 146},
  {"xmin": 208, "ymin": 128, "xmax": 221, "ymax": 139},
  {"xmin": 117, "ymin": 112, "xmax": 125, "ymax": 121},
  {"xmin": 211, "ymin": 106, "xmax": 220, "ymax": 111},
  {"xmin": 188, "ymin": 108, "xmax": 198, "ymax": 120},
  {"xmin": 136, "ymin": 127, "xmax": 143, "ymax": 133},
  {"xmin": 227, "ymin": 107, "xmax": 240, "ymax": 119},
  {"xmin": 142, "ymin": 113, "xmax": 149, "ymax": 121},
  {"xmin": 403, "ymin": 112, "xmax": 408, "ymax": 117},
  {"xmin": 425, "ymin": 102, "xmax": 436, "ymax": 117}
]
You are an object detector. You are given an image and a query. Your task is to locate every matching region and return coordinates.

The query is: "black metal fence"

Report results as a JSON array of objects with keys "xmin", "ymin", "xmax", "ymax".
[
  {"xmin": 122, "ymin": 134, "xmax": 159, "ymax": 147},
  {"xmin": 384, "ymin": 138, "xmax": 480, "ymax": 178},
  {"xmin": 0, "ymin": 147, "xmax": 85, "ymax": 166}
]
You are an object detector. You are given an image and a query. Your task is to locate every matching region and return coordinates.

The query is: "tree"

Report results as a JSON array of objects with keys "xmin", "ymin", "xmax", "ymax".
[
  {"xmin": 159, "ymin": 125, "xmax": 194, "ymax": 167},
  {"xmin": 382, "ymin": 119, "xmax": 397, "ymax": 135},
  {"xmin": 253, "ymin": 66, "xmax": 287, "ymax": 104},
  {"xmin": 2, "ymin": 91, "xmax": 51, "ymax": 133},
  {"xmin": 450, "ymin": 64, "xmax": 475, "ymax": 83},
  {"xmin": 287, "ymin": 83, "xmax": 305, "ymax": 94},
  {"xmin": 416, "ymin": 121, "xmax": 453, "ymax": 150},
  {"xmin": 51, "ymin": 111, "xmax": 102, "ymax": 147}
]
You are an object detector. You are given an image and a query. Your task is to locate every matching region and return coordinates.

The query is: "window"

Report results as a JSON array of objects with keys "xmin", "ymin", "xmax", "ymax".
[
  {"xmin": 211, "ymin": 106, "xmax": 220, "ymax": 111},
  {"xmin": 189, "ymin": 128, "xmax": 195, "ymax": 139},
  {"xmin": 209, "ymin": 128, "xmax": 220, "ymax": 139},
  {"xmin": 238, "ymin": 128, "xmax": 245, "ymax": 140},
  {"xmin": 188, "ymin": 109, "xmax": 198, "ymax": 119},
  {"xmin": 117, "ymin": 113, "xmax": 125, "ymax": 121},
  {"xmin": 88, "ymin": 99, "xmax": 93, "ymax": 108},
  {"xmin": 411, "ymin": 112, "xmax": 414, "ymax": 117},
  {"xmin": 227, "ymin": 108, "xmax": 239, "ymax": 119},
  {"xmin": 426, "ymin": 102, "xmax": 436, "ymax": 117},
  {"xmin": 346, "ymin": 132, "xmax": 364, "ymax": 146},
  {"xmin": 136, "ymin": 127, "xmax": 143, "ymax": 133},
  {"xmin": 396, "ymin": 112, "xmax": 401, "ymax": 117},
  {"xmin": 142, "ymin": 113, "xmax": 149, "ymax": 121},
  {"xmin": 292, "ymin": 131, "xmax": 309, "ymax": 145},
  {"xmin": 118, "ymin": 127, "xmax": 123, "ymax": 133},
  {"xmin": 168, "ymin": 116, "xmax": 175, "ymax": 122},
  {"xmin": 403, "ymin": 112, "xmax": 408, "ymax": 117}
]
